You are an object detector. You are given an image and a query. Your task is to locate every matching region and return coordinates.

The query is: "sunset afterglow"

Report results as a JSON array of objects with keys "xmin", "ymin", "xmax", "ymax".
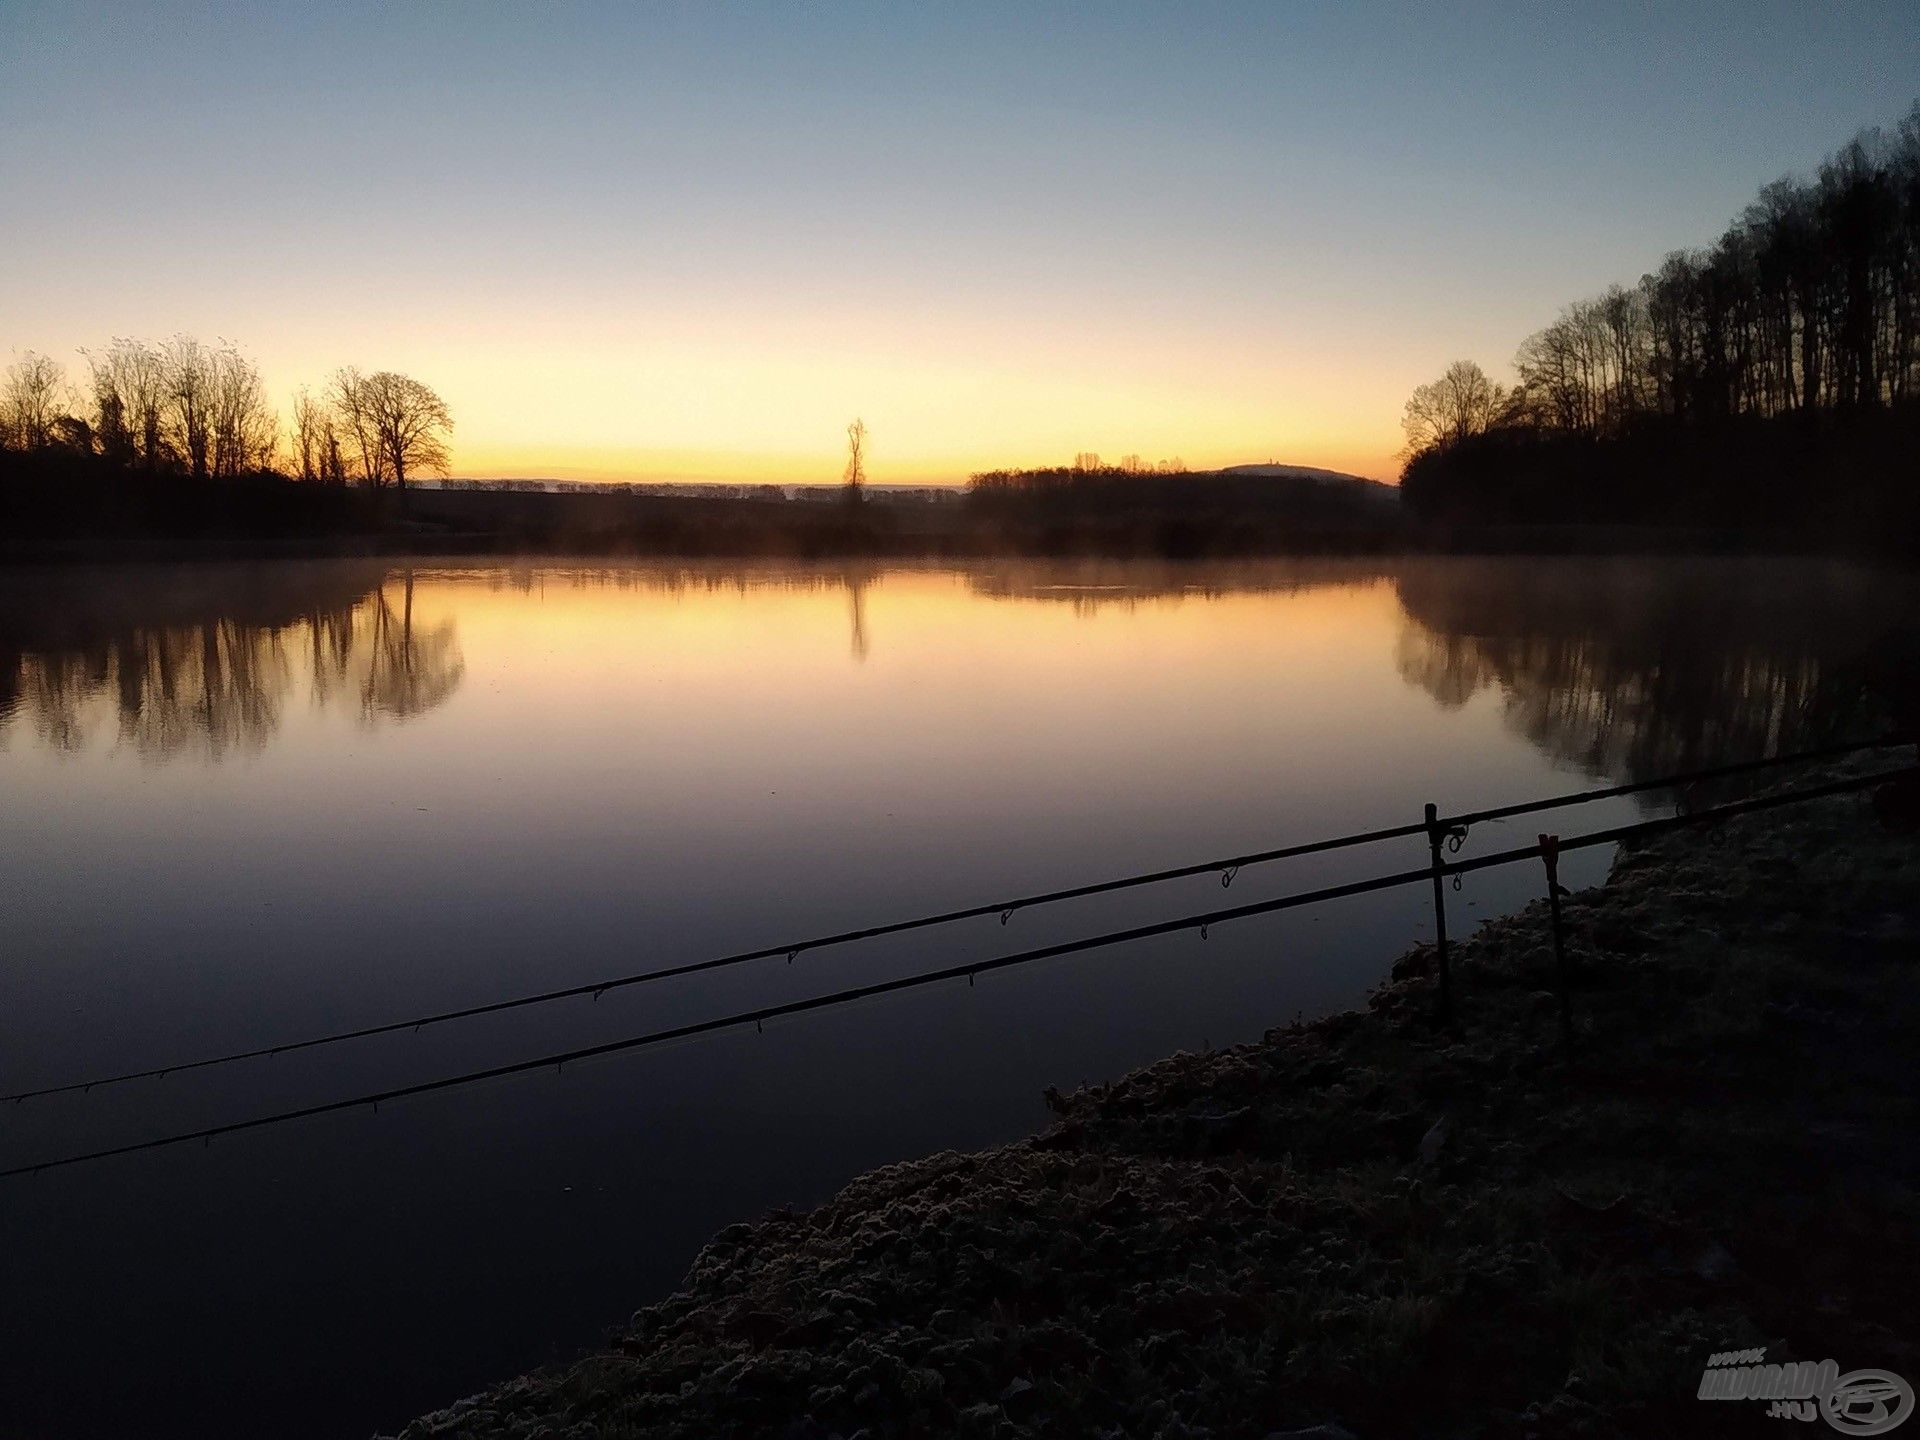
[{"xmin": 5, "ymin": 4, "xmax": 1918, "ymax": 484}]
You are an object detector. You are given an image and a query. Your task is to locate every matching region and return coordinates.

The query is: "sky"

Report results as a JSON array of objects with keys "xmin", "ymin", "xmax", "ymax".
[{"xmin": 3, "ymin": 2, "xmax": 1918, "ymax": 484}]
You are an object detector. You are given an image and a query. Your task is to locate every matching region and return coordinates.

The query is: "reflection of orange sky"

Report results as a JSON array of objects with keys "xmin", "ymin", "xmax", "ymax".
[
  {"xmin": 387, "ymin": 565, "xmax": 1423, "ymax": 822},
  {"xmin": 407, "ymin": 563, "xmax": 1396, "ymax": 627},
  {"xmin": 405, "ymin": 564, "xmax": 1401, "ymax": 697}
]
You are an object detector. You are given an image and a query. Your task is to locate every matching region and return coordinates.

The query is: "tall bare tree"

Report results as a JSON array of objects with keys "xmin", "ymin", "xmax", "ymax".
[
  {"xmin": 160, "ymin": 335, "xmax": 215, "ymax": 478},
  {"xmin": 844, "ymin": 416, "xmax": 867, "ymax": 500},
  {"xmin": 320, "ymin": 424, "xmax": 348, "ymax": 485},
  {"xmin": 208, "ymin": 342, "xmax": 276, "ymax": 477},
  {"xmin": 363, "ymin": 372, "xmax": 452, "ymax": 502},
  {"xmin": 290, "ymin": 387, "xmax": 323, "ymax": 480},
  {"xmin": 1401, "ymin": 360, "xmax": 1505, "ymax": 454},
  {"xmin": 2, "ymin": 352, "xmax": 69, "ymax": 450},
  {"xmin": 327, "ymin": 367, "xmax": 387, "ymax": 487},
  {"xmin": 86, "ymin": 339, "xmax": 166, "ymax": 470}
]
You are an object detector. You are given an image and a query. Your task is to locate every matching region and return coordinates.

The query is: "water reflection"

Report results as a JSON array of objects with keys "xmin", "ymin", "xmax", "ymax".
[
  {"xmin": 961, "ymin": 556, "xmax": 1396, "ymax": 613},
  {"xmin": 359, "ymin": 572, "xmax": 466, "ymax": 721},
  {"xmin": 1393, "ymin": 557, "xmax": 1917, "ymax": 786},
  {"xmin": 847, "ymin": 573, "xmax": 870, "ymax": 662},
  {"xmin": 4, "ymin": 553, "xmax": 1913, "ymax": 1440},
  {"xmin": 0, "ymin": 564, "xmax": 465, "ymax": 759},
  {"xmin": 1, "ymin": 556, "xmax": 1910, "ymax": 784}
]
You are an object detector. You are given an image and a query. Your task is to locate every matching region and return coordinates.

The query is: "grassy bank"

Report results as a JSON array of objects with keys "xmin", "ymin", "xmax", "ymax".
[{"xmin": 390, "ymin": 773, "xmax": 1915, "ymax": 1436}]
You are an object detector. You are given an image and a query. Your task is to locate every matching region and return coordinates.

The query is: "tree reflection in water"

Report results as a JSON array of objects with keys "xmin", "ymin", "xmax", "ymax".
[
  {"xmin": 360, "ymin": 571, "xmax": 465, "ymax": 722},
  {"xmin": 0, "ymin": 565, "xmax": 464, "ymax": 760},
  {"xmin": 3, "ymin": 555, "xmax": 1908, "ymax": 785},
  {"xmin": 1393, "ymin": 556, "xmax": 1918, "ymax": 792}
]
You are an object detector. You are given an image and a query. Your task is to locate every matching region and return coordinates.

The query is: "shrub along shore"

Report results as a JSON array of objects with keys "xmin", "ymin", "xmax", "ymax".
[{"xmin": 391, "ymin": 770, "xmax": 1918, "ymax": 1439}]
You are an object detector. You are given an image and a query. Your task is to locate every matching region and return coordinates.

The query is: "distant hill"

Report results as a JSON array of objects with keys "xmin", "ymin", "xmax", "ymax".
[
  {"xmin": 1215, "ymin": 463, "xmax": 1400, "ymax": 507},
  {"xmin": 1219, "ymin": 461, "xmax": 1391, "ymax": 485}
]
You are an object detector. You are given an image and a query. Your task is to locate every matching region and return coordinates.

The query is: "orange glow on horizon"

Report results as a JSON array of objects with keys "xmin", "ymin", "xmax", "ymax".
[
  {"xmin": 319, "ymin": 325, "xmax": 1411, "ymax": 486},
  {"xmin": 439, "ymin": 444, "xmax": 1403, "ymax": 488},
  {"xmin": 20, "ymin": 300, "xmax": 1413, "ymax": 488}
]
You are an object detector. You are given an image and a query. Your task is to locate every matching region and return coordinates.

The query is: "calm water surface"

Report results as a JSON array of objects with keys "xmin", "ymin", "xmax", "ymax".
[{"xmin": 0, "ymin": 556, "xmax": 1909, "ymax": 1439}]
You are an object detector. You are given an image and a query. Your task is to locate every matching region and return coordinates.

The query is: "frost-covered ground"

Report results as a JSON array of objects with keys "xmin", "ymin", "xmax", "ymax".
[{"xmin": 393, "ymin": 766, "xmax": 1920, "ymax": 1439}]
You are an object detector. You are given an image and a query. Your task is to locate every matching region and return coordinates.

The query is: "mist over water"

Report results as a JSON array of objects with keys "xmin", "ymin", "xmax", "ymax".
[{"xmin": 0, "ymin": 556, "xmax": 1909, "ymax": 1440}]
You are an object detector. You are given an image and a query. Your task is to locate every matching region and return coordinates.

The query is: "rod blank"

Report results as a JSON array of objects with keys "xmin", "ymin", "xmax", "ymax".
[
  {"xmin": 3, "ymin": 761, "xmax": 1906, "ymax": 1181},
  {"xmin": 5, "ymin": 733, "xmax": 1900, "ymax": 1108}
]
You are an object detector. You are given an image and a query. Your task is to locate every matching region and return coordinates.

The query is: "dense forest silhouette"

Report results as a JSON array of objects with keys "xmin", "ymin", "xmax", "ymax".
[
  {"xmin": 1399, "ymin": 103, "xmax": 1920, "ymax": 555},
  {"xmin": 963, "ymin": 461, "xmax": 1403, "ymax": 555}
]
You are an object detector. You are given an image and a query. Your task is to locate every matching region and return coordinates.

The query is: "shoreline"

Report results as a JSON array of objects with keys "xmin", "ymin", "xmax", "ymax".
[
  {"xmin": 0, "ymin": 525, "xmax": 1843, "ymax": 567},
  {"xmin": 1, "ymin": 466, "xmax": 1864, "ymax": 567},
  {"xmin": 389, "ymin": 766, "xmax": 1920, "ymax": 1439}
]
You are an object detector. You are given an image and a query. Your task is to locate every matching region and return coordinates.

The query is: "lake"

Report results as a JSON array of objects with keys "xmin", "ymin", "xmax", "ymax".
[{"xmin": 0, "ymin": 555, "xmax": 1910, "ymax": 1439}]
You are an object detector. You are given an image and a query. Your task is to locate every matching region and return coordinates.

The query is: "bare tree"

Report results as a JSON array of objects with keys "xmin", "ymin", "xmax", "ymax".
[
  {"xmin": 2, "ymin": 352, "xmax": 70, "ymax": 450},
  {"xmin": 160, "ymin": 335, "xmax": 215, "ymax": 478},
  {"xmin": 85, "ymin": 339, "xmax": 167, "ymax": 472},
  {"xmin": 320, "ymin": 424, "xmax": 348, "ymax": 485},
  {"xmin": 290, "ymin": 387, "xmax": 323, "ymax": 480},
  {"xmin": 844, "ymin": 416, "xmax": 867, "ymax": 500},
  {"xmin": 1401, "ymin": 360, "xmax": 1506, "ymax": 455},
  {"xmin": 363, "ymin": 372, "xmax": 452, "ymax": 501},
  {"xmin": 84, "ymin": 344, "xmax": 135, "ymax": 465},
  {"xmin": 290, "ymin": 387, "xmax": 351, "ymax": 484},
  {"xmin": 209, "ymin": 342, "xmax": 276, "ymax": 477},
  {"xmin": 93, "ymin": 386, "xmax": 132, "ymax": 465},
  {"xmin": 327, "ymin": 367, "xmax": 387, "ymax": 487}
]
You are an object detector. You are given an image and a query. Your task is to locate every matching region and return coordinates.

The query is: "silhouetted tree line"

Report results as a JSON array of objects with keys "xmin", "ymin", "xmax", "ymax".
[
  {"xmin": 969, "ymin": 455, "xmax": 1191, "ymax": 497},
  {"xmin": 2, "ymin": 338, "xmax": 450, "ymax": 488},
  {"xmin": 965, "ymin": 457, "xmax": 1403, "ymax": 556},
  {"xmin": 0, "ymin": 336, "xmax": 453, "ymax": 549},
  {"xmin": 1400, "ymin": 103, "xmax": 1920, "ymax": 553}
]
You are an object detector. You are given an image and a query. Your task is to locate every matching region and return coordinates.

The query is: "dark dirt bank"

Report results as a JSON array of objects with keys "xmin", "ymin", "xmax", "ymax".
[{"xmin": 390, "ymin": 768, "xmax": 1919, "ymax": 1440}]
